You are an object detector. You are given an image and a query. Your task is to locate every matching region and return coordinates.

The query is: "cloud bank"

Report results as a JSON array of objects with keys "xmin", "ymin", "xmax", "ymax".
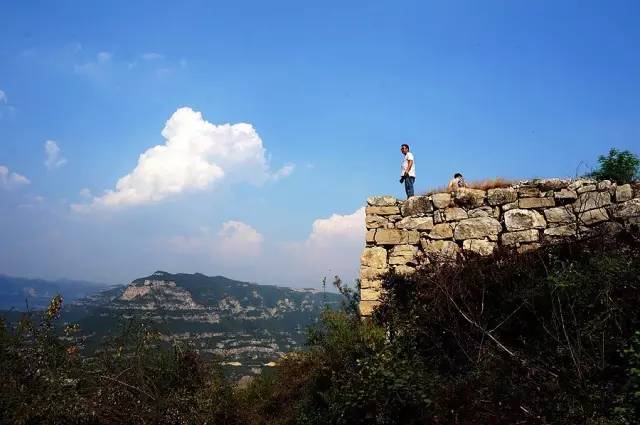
[
  {"xmin": 73, "ymin": 107, "xmax": 292, "ymax": 212},
  {"xmin": 0, "ymin": 165, "xmax": 30, "ymax": 188}
]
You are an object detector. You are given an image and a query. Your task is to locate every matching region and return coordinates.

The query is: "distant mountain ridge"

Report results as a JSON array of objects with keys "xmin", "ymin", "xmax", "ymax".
[
  {"xmin": 0, "ymin": 274, "xmax": 110, "ymax": 310},
  {"xmin": 61, "ymin": 271, "xmax": 343, "ymax": 378}
]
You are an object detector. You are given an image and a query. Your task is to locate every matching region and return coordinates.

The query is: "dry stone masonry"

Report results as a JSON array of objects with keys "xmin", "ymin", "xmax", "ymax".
[{"xmin": 360, "ymin": 179, "xmax": 640, "ymax": 316}]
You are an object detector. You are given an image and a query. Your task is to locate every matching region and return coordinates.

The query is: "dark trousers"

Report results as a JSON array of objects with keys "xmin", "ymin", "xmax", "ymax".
[{"xmin": 404, "ymin": 176, "xmax": 415, "ymax": 198}]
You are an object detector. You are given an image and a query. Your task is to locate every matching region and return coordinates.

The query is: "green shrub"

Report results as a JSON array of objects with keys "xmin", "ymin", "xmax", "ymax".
[{"xmin": 587, "ymin": 148, "xmax": 640, "ymax": 184}]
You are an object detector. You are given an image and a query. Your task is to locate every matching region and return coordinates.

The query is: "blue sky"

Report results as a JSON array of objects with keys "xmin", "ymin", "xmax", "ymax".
[{"xmin": 0, "ymin": 0, "xmax": 638, "ymax": 287}]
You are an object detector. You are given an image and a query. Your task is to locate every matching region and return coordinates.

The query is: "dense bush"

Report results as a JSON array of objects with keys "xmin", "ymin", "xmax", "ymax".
[
  {"xmin": 587, "ymin": 148, "xmax": 639, "ymax": 184},
  {"xmin": 2, "ymin": 234, "xmax": 639, "ymax": 424}
]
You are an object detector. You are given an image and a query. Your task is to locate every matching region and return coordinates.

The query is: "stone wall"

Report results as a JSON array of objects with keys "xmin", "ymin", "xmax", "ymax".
[{"xmin": 360, "ymin": 179, "xmax": 640, "ymax": 316}]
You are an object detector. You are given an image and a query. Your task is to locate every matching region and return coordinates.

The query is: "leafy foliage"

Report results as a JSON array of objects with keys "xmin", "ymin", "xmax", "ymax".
[
  {"xmin": 587, "ymin": 148, "xmax": 640, "ymax": 184},
  {"xmin": 2, "ymin": 236, "xmax": 639, "ymax": 424}
]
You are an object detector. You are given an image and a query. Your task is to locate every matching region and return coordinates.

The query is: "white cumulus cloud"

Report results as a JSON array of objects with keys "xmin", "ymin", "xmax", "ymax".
[
  {"xmin": 215, "ymin": 221, "xmax": 264, "ymax": 260},
  {"xmin": 281, "ymin": 207, "xmax": 365, "ymax": 283},
  {"xmin": 0, "ymin": 165, "xmax": 30, "ymax": 188},
  {"xmin": 73, "ymin": 107, "xmax": 292, "ymax": 212},
  {"xmin": 44, "ymin": 140, "xmax": 67, "ymax": 169}
]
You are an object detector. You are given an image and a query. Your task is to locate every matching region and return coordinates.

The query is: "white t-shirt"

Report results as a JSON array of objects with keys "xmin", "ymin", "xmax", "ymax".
[{"xmin": 401, "ymin": 152, "xmax": 416, "ymax": 177}]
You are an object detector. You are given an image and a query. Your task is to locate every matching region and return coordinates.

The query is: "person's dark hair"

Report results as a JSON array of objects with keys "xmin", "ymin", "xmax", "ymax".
[
  {"xmin": 454, "ymin": 173, "xmax": 463, "ymax": 178},
  {"xmin": 401, "ymin": 144, "xmax": 410, "ymax": 150}
]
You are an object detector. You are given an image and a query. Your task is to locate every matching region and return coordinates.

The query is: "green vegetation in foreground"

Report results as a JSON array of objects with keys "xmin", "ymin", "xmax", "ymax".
[
  {"xmin": 586, "ymin": 148, "xmax": 639, "ymax": 184},
  {"xmin": 1, "ymin": 233, "xmax": 640, "ymax": 424}
]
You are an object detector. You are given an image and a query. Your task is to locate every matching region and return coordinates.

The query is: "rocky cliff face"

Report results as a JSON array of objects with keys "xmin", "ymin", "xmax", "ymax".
[
  {"xmin": 67, "ymin": 271, "xmax": 342, "ymax": 378},
  {"xmin": 361, "ymin": 179, "xmax": 640, "ymax": 315}
]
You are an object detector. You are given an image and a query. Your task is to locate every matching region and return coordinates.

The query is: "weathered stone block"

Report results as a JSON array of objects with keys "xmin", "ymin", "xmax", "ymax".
[
  {"xmin": 568, "ymin": 179, "xmax": 596, "ymax": 190},
  {"xmin": 365, "ymin": 206, "xmax": 401, "ymax": 216},
  {"xmin": 615, "ymin": 184, "xmax": 633, "ymax": 203},
  {"xmin": 374, "ymin": 229, "xmax": 420, "ymax": 245},
  {"xmin": 578, "ymin": 208, "xmax": 609, "ymax": 225},
  {"xmin": 612, "ymin": 198, "xmax": 640, "ymax": 219},
  {"xmin": 543, "ymin": 224, "xmax": 582, "ymax": 237},
  {"xmin": 431, "ymin": 192, "xmax": 452, "ymax": 209},
  {"xmin": 504, "ymin": 209, "xmax": 547, "ymax": 231},
  {"xmin": 393, "ymin": 265, "xmax": 416, "ymax": 275},
  {"xmin": 501, "ymin": 229, "xmax": 539, "ymax": 246},
  {"xmin": 597, "ymin": 180, "xmax": 613, "ymax": 191},
  {"xmin": 502, "ymin": 201, "xmax": 519, "ymax": 211},
  {"xmin": 537, "ymin": 178, "xmax": 571, "ymax": 190},
  {"xmin": 359, "ymin": 300, "xmax": 380, "ymax": 316},
  {"xmin": 420, "ymin": 239, "xmax": 460, "ymax": 260},
  {"xmin": 462, "ymin": 239, "xmax": 496, "ymax": 256},
  {"xmin": 360, "ymin": 287, "xmax": 381, "ymax": 301},
  {"xmin": 576, "ymin": 184, "xmax": 597, "ymax": 194},
  {"xmin": 518, "ymin": 243, "xmax": 541, "ymax": 254},
  {"xmin": 554, "ymin": 189, "xmax": 578, "ymax": 201},
  {"xmin": 454, "ymin": 188, "xmax": 486, "ymax": 208},
  {"xmin": 401, "ymin": 196, "xmax": 433, "ymax": 216},
  {"xmin": 487, "ymin": 188, "xmax": 517, "ymax": 205},
  {"xmin": 543, "ymin": 206, "xmax": 575, "ymax": 224},
  {"xmin": 429, "ymin": 223, "xmax": 454, "ymax": 239},
  {"xmin": 453, "ymin": 217, "xmax": 502, "ymax": 241},
  {"xmin": 444, "ymin": 207, "xmax": 468, "ymax": 221},
  {"xmin": 519, "ymin": 197, "xmax": 555, "ymax": 209},
  {"xmin": 574, "ymin": 192, "xmax": 611, "ymax": 212},
  {"xmin": 367, "ymin": 195, "xmax": 398, "ymax": 206},
  {"xmin": 518, "ymin": 186, "xmax": 541, "ymax": 197},
  {"xmin": 468, "ymin": 206, "xmax": 495, "ymax": 218},
  {"xmin": 360, "ymin": 277, "xmax": 383, "ymax": 289},
  {"xmin": 360, "ymin": 266, "xmax": 387, "ymax": 281},
  {"xmin": 388, "ymin": 245, "xmax": 419, "ymax": 265},
  {"xmin": 366, "ymin": 215, "xmax": 387, "ymax": 229},
  {"xmin": 366, "ymin": 229, "xmax": 375, "ymax": 243},
  {"xmin": 360, "ymin": 246, "xmax": 387, "ymax": 268},
  {"xmin": 396, "ymin": 216, "xmax": 434, "ymax": 230}
]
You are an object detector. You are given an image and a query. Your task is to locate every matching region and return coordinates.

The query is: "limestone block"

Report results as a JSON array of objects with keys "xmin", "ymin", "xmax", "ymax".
[
  {"xmin": 360, "ymin": 266, "xmax": 387, "ymax": 281},
  {"xmin": 359, "ymin": 300, "xmax": 380, "ymax": 316},
  {"xmin": 519, "ymin": 197, "xmax": 555, "ymax": 209},
  {"xmin": 365, "ymin": 206, "xmax": 401, "ymax": 216},
  {"xmin": 537, "ymin": 178, "xmax": 571, "ymax": 191},
  {"xmin": 431, "ymin": 192, "xmax": 452, "ymax": 209},
  {"xmin": 504, "ymin": 209, "xmax": 547, "ymax": 231},
  {"xmin": 597, "ymin": 180, "xmax": 613, "ymax": 191},
  {"xmin": 543, "ymin": 224, "xmax": 582, "ymax": 237},
  {"xmin": 360, "ymin": 287, "xmax": 382, "ymax": 301},
  {"xmin": 401, "ymin": 196, "xmax": 433, "ymax": 216},
  {"xmin": 487, "ymin": 188, "xmax": 517, "ymax": 205},
  {"xmin": 360, "ymin": 278, "xmax": 383, "ymax": 290},
  {"xmin": 518, "ymin": 186, "xmax": 541, "ymax": 198},
  {"xmin": 393, "ymin": 265, "xmax": 416, "ymax": 275},
  {"xmin": 543, "ymin": 206, "xmax": 575, "ymax": 224},
  {"xmin": 453, "ymin": 217, "xmax": 502, "ymax": 241},
  {"xmin": 366, "ymin": 215, "xmax": 388, "ymax": 229},
  {"xmin": 462, "ymin": 239, "xmax": 496, "ymax": 256},
  {"xmin": 501, "ymin": 229, "xmax": 539, "ymax": 246},
  {"xmin": 420, "ymin": 239, "xmax": 460, "ymax": 260},
  {"xmin": 573, "ymin": 192, "xmax": 611, "ymax": 212},
  {"xmin": 388, "ymin": 245, "xmax": 419, "ymax": 265},
  {"xmin": 554, "ymin": 189, "xmax": 578, "ymax": 201},
  {"xmin": 367, "ymin": 195, "xmax": 398, "ymax": 206},
  {"xmin": 615, "ymin": 184, "xmax": 633, "ymax": 202},
  {"xmin": 360, "ymin": 246, "xmax": 387, "ymax": 268},
  {"xmin": 429, "ymin": 223, "xmax": 454, "ymax": 239},
  {"xmin": 517, "ymin": 243, "xmax": 541, "ymax": 254},
  {"xmin": 454, "ymin": 188, "xmax": 486, "ymax": 208},
  {"xmin": 396, "ymin": 216, "xmax": 434, "ymax": 231},
  {"xmin": 612, "ymin": 198, "xmax": 640, "ymax": 219},
  {"xmin": 576, "ymin": 184, "xmax": 597, "ymax": 194},
  {"xmin": 388, "ymin": 215, "xmax": 403, "ymax": 222},
  {"xmin": 366, "ymin": 230, "xmax": 376, "ymax": 243},
  {"xmin": 468, "ymin": 206, "xmax": 495, "ymax": 218},
  {"xmin": 578, "ymin": 208, "xmax": 609, "ymax": 225},
  {"xmin": 374, "ymin": 229, "xmax": 420, "ymax": 245},
  {"xmin": 568, "ymin": 179, "xmax": 596, "ymax": 190},
  {"xmin": 433, "ymin": 210, "xmax": 444, "ymax": 224},
  {"xmin": 502, "ymin": 201, "xmax": 519, "ymax": 211},
  {"xmin": 444, "ymin": 207, "xmax": 468, "ymax": 221}
]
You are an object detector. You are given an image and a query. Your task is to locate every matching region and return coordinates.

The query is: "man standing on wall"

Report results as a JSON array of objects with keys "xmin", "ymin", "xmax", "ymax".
[{"xmin": 399, "ymin": 144, "xmax": 416, "ymax": 198}]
